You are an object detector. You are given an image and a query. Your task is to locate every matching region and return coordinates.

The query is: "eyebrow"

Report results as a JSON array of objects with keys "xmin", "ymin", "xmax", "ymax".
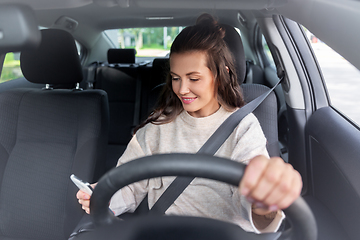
[{"xmin": 170, "ymin": 71, "xmax": 201, "ymax": 76}]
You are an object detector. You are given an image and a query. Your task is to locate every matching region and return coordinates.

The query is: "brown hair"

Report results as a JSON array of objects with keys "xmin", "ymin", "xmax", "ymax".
[{"xmin": 135, "ymin": 13, "xmax": 245, "ymax": 132}]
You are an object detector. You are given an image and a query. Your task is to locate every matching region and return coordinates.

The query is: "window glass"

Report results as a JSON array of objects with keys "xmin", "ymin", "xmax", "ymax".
[
  {"xmin": 304, "ymin": 28, "xmax": 360, "ymax": 125},
  {"xmin": 0, "ymin": 52, "xmax": 23, "ymax": 83},
  {"xmin": 105, "ymin": 27, "xmax": 184, "ymax": 57},
  {"xmin": 261, "ymin": 34, "xmax": 276, "ymax": 68},
  {"xmin": 75, "ymin": 40, "xmax": 83, "ymax": 58}
]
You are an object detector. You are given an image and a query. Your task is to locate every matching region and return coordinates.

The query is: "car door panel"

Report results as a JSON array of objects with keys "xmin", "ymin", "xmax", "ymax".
[{"xmin": 306, "ymin": 106, "xmax": 360, "ymax": 240}]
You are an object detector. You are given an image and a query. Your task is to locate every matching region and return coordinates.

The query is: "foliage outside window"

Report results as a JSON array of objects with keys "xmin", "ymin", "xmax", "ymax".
[
  {"xmin": 0, "ymin": 52, "xmax": 23, "ymax": 83},
  {"xmin": 105, "ymin": 27, "xmax": 184, "ymax": 57},
  {"xmin": 261, "ymin": 35, "xmax": 276, "ymax": 68}
]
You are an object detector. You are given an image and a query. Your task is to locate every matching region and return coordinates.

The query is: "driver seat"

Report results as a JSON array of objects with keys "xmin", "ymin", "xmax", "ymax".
[{"xmin": 221, "ymin": 23, "xmax": 279, "ymax": 157}]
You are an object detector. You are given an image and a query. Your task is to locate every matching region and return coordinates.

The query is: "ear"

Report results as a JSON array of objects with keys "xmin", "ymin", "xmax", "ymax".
[{"xmin": 225, "ymin": 66, "xmax": 229, "ymax": 73}]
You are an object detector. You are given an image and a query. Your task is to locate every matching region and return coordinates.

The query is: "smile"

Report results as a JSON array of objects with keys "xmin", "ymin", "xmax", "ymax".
[{"xmin": 181, "ymin": 97, "xmax": 197, "ymax": 104}]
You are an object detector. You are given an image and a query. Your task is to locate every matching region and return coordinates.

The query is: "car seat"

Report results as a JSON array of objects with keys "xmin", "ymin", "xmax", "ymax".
[
  {"xmin": 221, "ymin": 23, "xmax": 279, "ymax": 157},
  {"xmin": 107, "ymin": 48, "xmax": 137, "ymax": 64},
  {"xmin": 0, "ymin": 28, "xmax": 109, "ymax": 240},
  {"xmin": 92, "ymin": 49, "xmax": 140, "ymax": 172}
]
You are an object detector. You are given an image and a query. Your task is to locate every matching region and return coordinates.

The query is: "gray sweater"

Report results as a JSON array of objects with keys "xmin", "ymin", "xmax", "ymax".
[{"xmin": 109, "ymin": 107, "xmax": 283, "ymax": 233}]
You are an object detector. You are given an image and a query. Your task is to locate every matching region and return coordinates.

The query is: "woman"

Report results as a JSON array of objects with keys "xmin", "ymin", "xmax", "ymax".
[{"xmin": 77, "ymin": 13, "xmax": 302, "ymax": 233}]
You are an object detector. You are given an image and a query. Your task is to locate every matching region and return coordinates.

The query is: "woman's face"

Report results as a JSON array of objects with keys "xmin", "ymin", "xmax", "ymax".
[{"xmin": 170, "ymin": 51, "xmax": 220, "ymax": 118}]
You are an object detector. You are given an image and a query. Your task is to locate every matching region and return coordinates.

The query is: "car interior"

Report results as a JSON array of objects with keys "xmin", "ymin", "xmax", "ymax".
[{"xmin": 0, "ymin": 0, "xmax": 360, "ymax": 240}]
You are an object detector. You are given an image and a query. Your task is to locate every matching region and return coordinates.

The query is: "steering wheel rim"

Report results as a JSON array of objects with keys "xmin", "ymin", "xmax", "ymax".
[{"xmin": 90, "ymin": 153, "xmax": 317, "ymax": 240}]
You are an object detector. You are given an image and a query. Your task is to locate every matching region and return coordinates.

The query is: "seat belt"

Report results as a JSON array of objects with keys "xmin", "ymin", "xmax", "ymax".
[
  {"xmin": 86, "ymin": 61, "xmax": 100, "ymax": 89},
  {"xmin": 148, "ymin": 76, "xmax": 283, "ymax": 215},
  {"xmin": 133, "ymin": 70, "xmax": 142, "ymax": 127},
  {"xmin": 132, "ymin": 63, "xmax": 151, "ymax": 132}
]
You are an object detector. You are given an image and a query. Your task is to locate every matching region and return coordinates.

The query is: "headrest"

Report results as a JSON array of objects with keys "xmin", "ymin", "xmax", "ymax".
[
  {"xmin": 220, "ymin": 24, "xmax": 246, "ymax": 84},
  {"xmin": 152, "ymin": 58, "xmax": 169, "ymax": 69},
  {"xmin": 0, "ymin": 4, "xmax": 41, "ymax": 53},
  {"xmin": 107, "ymin": 48, "xmax": 136, "ymax": 64},
  {"xmin": 20, "ymin": 29, "xmax": 83, "ymax": 84}
]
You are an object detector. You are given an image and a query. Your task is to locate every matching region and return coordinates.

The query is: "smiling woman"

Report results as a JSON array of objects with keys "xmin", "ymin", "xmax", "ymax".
[
  {"xmin": 170, "ymin": 51, "xmax": 220, "ymax": 118},
  {"xmin": 138, "ymin": 14, "xmax": 244, "ymax": 127},
  {"xmin": 2, "ymin": 0, "xmax": 360, "ymax": 239},
  {"xmin": 76, "ymin": 13, "xmax": 302, "ymax": 234}
]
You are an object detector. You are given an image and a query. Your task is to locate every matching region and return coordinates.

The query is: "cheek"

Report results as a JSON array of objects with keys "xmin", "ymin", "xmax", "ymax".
[
  {"xmin": 172, "ymin": 81, "xmax": 179, "ymax": 94},
  {"xmin": 209, "ymin": 79, "xmax": 218, "ymax": 97},
  {"xmin": 199, "ymin": 81, "xmax": 216, "ymax": 99}
]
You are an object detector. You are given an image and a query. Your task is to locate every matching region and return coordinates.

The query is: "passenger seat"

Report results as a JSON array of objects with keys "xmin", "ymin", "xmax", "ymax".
[{"xmin": 0, "ymin": 29, "xmax": 109, "ymax": 240}]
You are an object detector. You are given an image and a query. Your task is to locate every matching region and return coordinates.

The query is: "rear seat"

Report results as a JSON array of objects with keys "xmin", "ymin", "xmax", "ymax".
[
  {"xmin": 139, "ymin": 57, "xmax": 169, "ymax": 120},
  {"xmin": 95, "ymin": 65, "xmax": 137, "ymax": 171},
  {"xmin": 108, "ymin": 48, "xmax": 137, "ymax": 65},
  {"xmin": 85, "ymin": 49, "xmax": 158, "ymax": 172}
]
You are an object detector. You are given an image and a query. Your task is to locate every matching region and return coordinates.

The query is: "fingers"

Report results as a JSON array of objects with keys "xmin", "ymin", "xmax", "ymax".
[
  {"xmin": 76, "ymin": 190, "xmax": 91, "ymax": 214},
  {"xmin": 239, "ymin": 155, "xmax": 302, "ymax": 211},
  {"xmin": 276, "ymin": 170, "xmax": 302, "ymax": 209},
  {"xmin": 248, "ymin": 157, "xmax": 285, "ymax": 202},
  {"xmin": 75, "ymin": 182, "xmax": 97, "ymax": 214},
  {"xmin": 239, "ymin": 155, "xmax": 269, "ymax": 196}
]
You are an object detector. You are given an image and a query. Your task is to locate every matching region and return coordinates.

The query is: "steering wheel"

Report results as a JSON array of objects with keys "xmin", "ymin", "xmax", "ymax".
[{"xmin": 76, "ymin": 153, "xmax": 317, "ymax": 240}]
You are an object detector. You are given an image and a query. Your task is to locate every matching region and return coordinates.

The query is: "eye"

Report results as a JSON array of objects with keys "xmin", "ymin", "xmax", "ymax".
[
  {"xmin": 171, "ymin": 76, "xmax": 180, "ymax": 81},
  {"xmin": 190, "ymin": 78, "xmax": 199, "ymax": 82}
]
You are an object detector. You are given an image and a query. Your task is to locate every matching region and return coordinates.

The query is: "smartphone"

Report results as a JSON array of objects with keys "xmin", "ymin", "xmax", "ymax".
[{"xmin": 70, "ymin": 174, "xmax": 93, "ymax": 196}]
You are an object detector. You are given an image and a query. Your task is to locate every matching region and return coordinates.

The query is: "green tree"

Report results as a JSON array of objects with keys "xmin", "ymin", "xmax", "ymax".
[{"xmin": 0, "ymin": 52, "xmax": 23, "ymax": 83}]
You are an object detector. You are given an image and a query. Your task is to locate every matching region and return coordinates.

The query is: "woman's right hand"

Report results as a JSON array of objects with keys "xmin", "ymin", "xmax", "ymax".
[{"xmin": 76, "ymin": 183, "xmax": 97, "ymax": 214}]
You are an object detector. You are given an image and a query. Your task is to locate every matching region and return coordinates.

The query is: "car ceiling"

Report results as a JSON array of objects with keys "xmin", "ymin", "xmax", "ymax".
[
  {"xmin": 1, "ymin": 0, "xmax": 360, "ymax": 69},
  {"xmin": 0, "ymin": 0, "xmax": 286, "ymax": 30}
]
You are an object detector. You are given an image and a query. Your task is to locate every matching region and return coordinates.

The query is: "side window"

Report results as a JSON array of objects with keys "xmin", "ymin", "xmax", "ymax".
[
  {"xmin": 261, "ymin": 34, "xmax": 276, "ymax": 69},
  {"xmin": 0, "ymin": 52, "xmax": 23, "ymax": 83},
  {"xmin": 304, "ymin": 28, "xmax": 360, "ymax": 126},
  {"xmin": 75, "ymin": 40, "xmax": 84, "ymax": 59}
]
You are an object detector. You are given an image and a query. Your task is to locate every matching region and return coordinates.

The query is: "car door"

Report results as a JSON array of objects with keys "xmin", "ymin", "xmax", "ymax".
[{"xmin": 259, "ymin": 14, "xmax": 360, "ymax": 240}]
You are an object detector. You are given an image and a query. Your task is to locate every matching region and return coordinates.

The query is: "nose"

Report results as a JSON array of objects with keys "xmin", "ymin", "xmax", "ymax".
[{"xmin": 179, "ymin": 80, "xmax": 190, "ymax": 95}]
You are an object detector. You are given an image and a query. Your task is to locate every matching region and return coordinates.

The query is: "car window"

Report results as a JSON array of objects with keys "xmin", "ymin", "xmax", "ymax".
[
  {"xmin": 304, "ymin": 27, "xmax": 360, "ymax": 126},
  {"xmin": 261, "ymin": 34, "xmax": 276, "ymax": 69},
  {"xmin": 75, "ymin": 40, "xmax": 84, "ymax": 60},
  {"xmin": 0, "ymin": 52, "xmax": 23, "ymax": 83},
  {"xmin": 105, "ymin": 27, "xmax": 184, "ymax": 58}
]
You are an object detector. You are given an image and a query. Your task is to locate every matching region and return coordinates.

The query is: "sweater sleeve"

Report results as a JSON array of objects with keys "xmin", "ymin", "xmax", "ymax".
[
  {"xmin": 230, "ymin": 114, "xmax": 269, "ymax": 164},
  {"xmin": 109, "ymin": 134, "xmax": 149, "ymax": 215},
  {"xmin": 230, "ymin": 114, "xmax": 285, "ymax": 233}
]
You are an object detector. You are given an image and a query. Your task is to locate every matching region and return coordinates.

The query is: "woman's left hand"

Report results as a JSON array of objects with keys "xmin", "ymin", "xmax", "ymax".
[{"xmin": 239, "ymin": 155, "xmax": 303, "ymax": 213}]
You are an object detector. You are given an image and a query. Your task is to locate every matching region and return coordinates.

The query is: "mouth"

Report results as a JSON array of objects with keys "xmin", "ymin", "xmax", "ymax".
[{"xmin": 181, "ymin": 97, "xmax": 197, "ymax": 104}]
